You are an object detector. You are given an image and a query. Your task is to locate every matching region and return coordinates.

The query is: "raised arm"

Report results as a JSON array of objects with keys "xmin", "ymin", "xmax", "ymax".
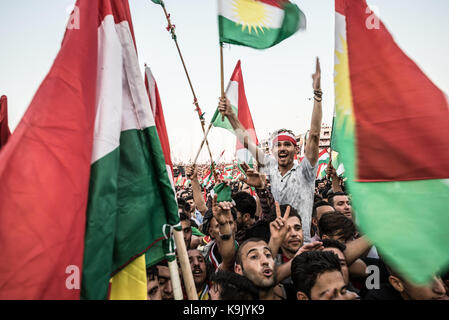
[
  {"xmin": 186, "ymin": 165, "xmax": 208, "ymax": 215},
  {"xmin": 218, "ymin": 97, "xmax": 265, "ymax": 165},
  {"xmin": 212, "ymin": 195, "xmax": 236, "ymax": 272},
  {"xmin": 305, "ymin": 57, "xmax": 323, "ymax": 167}
]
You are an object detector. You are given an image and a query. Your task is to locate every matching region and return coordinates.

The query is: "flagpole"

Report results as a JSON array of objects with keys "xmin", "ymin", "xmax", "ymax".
[
  {"xmin": 168, "ymin": 259, "xmax": 184, "ymax": 300},
  {"xmin": 220, "ymin": 42, "xmax": 225, "ymax": 120},
  {"xmin": 155, "ymin": 0, "xmax": 219, "ymax": 180},
  {"xmin": 173, "ymin": 229, "xmax": 198, "ymax": 300}
]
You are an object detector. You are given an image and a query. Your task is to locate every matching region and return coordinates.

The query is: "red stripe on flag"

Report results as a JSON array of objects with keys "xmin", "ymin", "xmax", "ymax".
[
  {"xmin": 0, "ymin": 0, "xmax": 98, "ymax": 299},
  {"xmin": 257, "ymin": 0, "xmax": 288, "ymax": 9},
  {"xmin": 335, "ymin": 0, "xmax": 346, "ymax": 15},
  {"xmin": 345, "ymin": 0, "xmax": 449, "ymax": 181},
  {"xmin": 145, "ymin": 67, "xmax": 173, "ymax": 175},
  {"xmin": 230, "ymin": 61, "xmax": 259, "ymax": 151}
]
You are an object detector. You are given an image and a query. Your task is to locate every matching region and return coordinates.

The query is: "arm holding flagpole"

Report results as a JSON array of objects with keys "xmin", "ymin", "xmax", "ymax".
[
  {"xmin": 305, "ymin": 57, "xmax": 323, "ymax": 167},
  {"xmin": 218, "ymin": 97, "xmax": 265, "ymax": 166},
  {"xmin": 186, "ymin": 164, "xmax": 208, "ymax": 215}
]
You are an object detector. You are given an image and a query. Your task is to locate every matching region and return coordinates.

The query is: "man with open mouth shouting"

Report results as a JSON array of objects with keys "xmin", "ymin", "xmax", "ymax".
[{"xmin": 218, "ymin": 58, "xmax": 323, "ymax": 242}]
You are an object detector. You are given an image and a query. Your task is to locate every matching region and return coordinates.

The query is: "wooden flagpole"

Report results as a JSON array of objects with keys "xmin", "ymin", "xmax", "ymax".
[{"xmin": 157, "ymin": 1, "xmax": 219, "ymax": 181}]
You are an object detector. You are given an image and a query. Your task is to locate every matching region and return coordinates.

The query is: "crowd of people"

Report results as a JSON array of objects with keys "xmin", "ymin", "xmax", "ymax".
[{"xmin": 146, "ymin": 59, "xmax": 449, "ymax": 301}]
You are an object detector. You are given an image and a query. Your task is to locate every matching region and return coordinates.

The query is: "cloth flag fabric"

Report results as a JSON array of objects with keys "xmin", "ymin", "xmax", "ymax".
[
  {"xmin": 0, "ymin": 95, "xmax": 11, "ymax": 149},
  {"xmin": 218, "ymin": 0, "xmax": 306, "ymax": 49},
  {"xmin": 212, "ymin": 60, "xmax": 259, "ymax": 167},
  {"xmin": 82, "ymin": 0, "xmax": 179, "ymax": 300},
  {"xmin": 334, "ymin": 0, "xmax": 449, "ymax": 284},
  {"xmin": 316, "ymin": 148, "xmax": 330, "ymax": 179},
  {"xmin": 0, "ymin": 0, "xmax": 179, "ymax": 300}
]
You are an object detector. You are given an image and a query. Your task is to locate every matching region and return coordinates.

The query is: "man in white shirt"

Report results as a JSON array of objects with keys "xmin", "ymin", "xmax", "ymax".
[{"xmin": 218, "ymin": 58, "xmax": 323, "ymax": 242}]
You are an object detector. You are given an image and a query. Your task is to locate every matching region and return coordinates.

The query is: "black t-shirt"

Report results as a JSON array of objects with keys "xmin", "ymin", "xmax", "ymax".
[{"xmin": 364, "ymin": 282, "xmax": 403, "ymax": 300}]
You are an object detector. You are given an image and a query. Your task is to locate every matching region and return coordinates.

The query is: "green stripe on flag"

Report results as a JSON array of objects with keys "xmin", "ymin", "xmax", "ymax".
[
  {"xmin": 218, "ymin": 2, "xmax": 304, "ymax": 49},
  {"xmin": 82, "ymin": 127, "xmax": 179, "ymax": 300}
]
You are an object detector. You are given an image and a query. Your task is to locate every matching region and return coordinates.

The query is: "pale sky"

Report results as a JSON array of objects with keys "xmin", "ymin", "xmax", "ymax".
[{"xmin": 1, "ymin": 0, "xmax": 448, "ymax": 163}]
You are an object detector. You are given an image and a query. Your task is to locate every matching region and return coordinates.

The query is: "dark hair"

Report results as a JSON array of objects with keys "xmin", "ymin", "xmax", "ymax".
[
  {"xmin": 321, "ymin": 238, "xmax": 347, "ymax": 252},
  {"xmin": 318, "ymin": 212, "xmax": 355, "ymax": 242},
  {"xmin": 146, "ymin": 265, "xmax": 159, "ymax": 281},
  {"xmin": 201, "ymin": 208, "xmax": 214, "ymax": 237},
  {"xmin": 328, "ymin": 192, "xmax": 349, "ymax": 207},
  {"xmin": 235, "ymin": 237, "xmax": 269, "ymax": 267},
  {"xmin": 291, "ymin": 251, "xmax": 341, "ymax": 298},
  {"xmin": 232, "ymin": 192, "xmax": 257, "ymax": 219},
  {"xmin": 177, "ymin": 197, "xmax": 191, "ymax": 213},
  {"xmin": 185, "ymin": 195, "xmax": 194, "ymax": 201},
  {"xmin": 269, "ymin": 204, "xmax": 301, "ymax": 224},
  {"xmin": 211, "ymin": 270, "xmax": 259, "ymax": 300},
  {"xmin": 179, "ymin": 212, "xmax": 190, "ymax": 222},
  {"xmin": 312, "ymin": 200, "xmax": 334, "ymax": 218}
]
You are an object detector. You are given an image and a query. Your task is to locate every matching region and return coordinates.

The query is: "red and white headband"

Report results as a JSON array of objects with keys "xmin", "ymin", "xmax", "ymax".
[{"xmin": 272, "ymin": 132, "xmax": 297, "ymax": 146}]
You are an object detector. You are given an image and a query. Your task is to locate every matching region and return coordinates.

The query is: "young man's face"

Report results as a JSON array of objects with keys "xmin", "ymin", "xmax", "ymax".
[
  {"xmin": 309, "ymin": 270, "xmax": 350, "ymax": 300},
  {"xmin": 281, "ymin": 216, "xmax": 304, "ymax": 255},
  {"xmin": 391, "ymin": 276, "xmax": 448, "ymax": 300},
  {"xmin": 333, "ymin": 195, "xmax": 352, "ymax": 220},
  {"xmin": 272, "ymin": 140, "xmax": 297, "ymax": 168},
  {"xmin": 181, "ymin": 219, "xmax": 192, "ymax": 249},
  {"xmin": 235, "ymin": 240, "xmax": 277, "ymax": 289},
  {"xmin": 147, "ymin": 275, "xmax": 162, "ymax": 300},
  {"xmin": 188, "ymin": 250, "xmax": 207, "ymax": 291},
  {"xmin": 187, "ymin": 199, "xmax": 195, "ymax": 212},
  {"xmin": 156, "ymin": 265, "xmax": 173, "ymax": 300},
  {"xmin": 323, "ymin": 247, "xmax": 349, "ymax": 285}
]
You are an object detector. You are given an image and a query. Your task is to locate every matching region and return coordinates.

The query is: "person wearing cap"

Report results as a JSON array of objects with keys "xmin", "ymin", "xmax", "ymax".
[{"xmin": 218, "ymin": 58, "xmax": 323, "ymax": 242}]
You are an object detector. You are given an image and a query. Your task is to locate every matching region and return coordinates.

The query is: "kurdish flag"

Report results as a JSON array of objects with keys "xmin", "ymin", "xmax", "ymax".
[
  {"xmin": 0, "ymin": 0, "xmax": 178, "ymax": 300},
  {"xmin": 211, "ymin": 60, "xmax": 259, "ymax": 167},
  {"xmin": 0, "ymin": 95, "xmax": 11, "ymax": 150},
  {"xmin": 334, "ymin": 0, "xmax": 449, "ymax": 284},
  {"xmin": 316, "ymin": 148, "xmax": 330, "ymax": 179},
  {"xmin": 218, "ymin": 0, "xmax": 306, "ymax": 49}
]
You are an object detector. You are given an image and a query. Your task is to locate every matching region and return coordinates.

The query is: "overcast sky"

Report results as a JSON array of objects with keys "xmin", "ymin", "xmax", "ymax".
[{"xmin": 1, "ymin": 0, "xmax": 448, "ymax": 163}]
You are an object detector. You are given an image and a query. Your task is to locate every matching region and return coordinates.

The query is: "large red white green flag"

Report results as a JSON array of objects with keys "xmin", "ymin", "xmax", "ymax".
[
  {"xmin": 0, "ymin": 95, "xmax": 11, "ymax": 150},
  {"xmin": 334, "ymin": 0, "xmax": 449, "ymax": 284},
  {"xmin": 211, "ymin": 60, "xmax": 259, "ymax": 167},
  {"xmin": 218, "ymin": 0, "xmax": 306, "ymax": 49},
  {"xmin": 0, "ymin": 0, "xmax": 179, "ymax": 300}
]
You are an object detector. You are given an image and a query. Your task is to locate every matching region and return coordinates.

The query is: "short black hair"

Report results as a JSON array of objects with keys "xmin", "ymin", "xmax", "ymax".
[
  {"xmin": 328, "ymin": 192, "xmax": 349, "ymax": 207},
  {"xmin": 179, "ymin": 212, "xmax": 190, "ymax": 222},
  {"xmin": 312, "ymin": 200, "xmax": 334, "ymax": 218},
  {"xmin": 146, "ymin": 265, "xmax": 159, "ymax": 281},
  {"xmin": 177, "ymin": 197, "xmax": 191, "ymax": 213},
  {"xmin": 211, "ymin": 270, "xmax": 259, "ymax": 300},
  {"xmin": 269, "ymin": 204, "xmax": 301, "ymax": 224},
  {"xmin": 321, "ymin": 238, "xmax": 347, "ymax": 252},
  {"xmin": 235, "ymin": 237, "xmax": 269, "ymax": 267},
  {"xmin": 232, "ymin": 192, "xmax": 257, "ymax": 219},
  {"xmin": 291, "ymin": 251, "xmax": 342, "ymax": 298},
  {"xmin": 318, "ymin": 212, "xmax": 355, "ymax": 242},
  {"xmin": 201, "ymin": 208, "xmax": 214, "ymax": 237}
]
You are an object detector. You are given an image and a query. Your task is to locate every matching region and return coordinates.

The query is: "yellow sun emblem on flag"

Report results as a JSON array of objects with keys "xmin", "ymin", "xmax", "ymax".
[{"xmin": 231, "ymin": 0, "xmax": 271, "ymax": 34}]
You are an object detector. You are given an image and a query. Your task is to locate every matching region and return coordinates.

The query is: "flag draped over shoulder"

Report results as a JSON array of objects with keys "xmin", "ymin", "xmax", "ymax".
[
  {"xmin": 0, "ymin": 95, "xmax": 11, "ymax": 149},
  {"xmin": 212, "ymin": 61, "xmax": 259, "ymax": 167},
  {"xmin": 218, "ymin": 0, "xmax": 306, "ymax": 49},
  {"xmin": 334, "ymin": 0, "xmax": 449, "ymax": 284}
]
